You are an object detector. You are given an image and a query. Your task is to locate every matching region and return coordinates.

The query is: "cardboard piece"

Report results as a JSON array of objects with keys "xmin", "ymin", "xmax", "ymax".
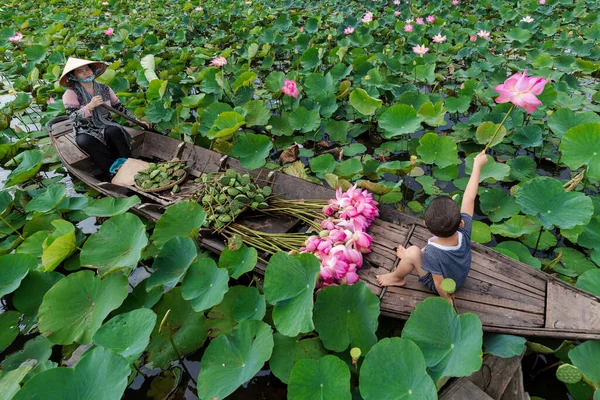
[{"xmin": 111, "ymin": 158, "xmax": 150, "ymax": 186}]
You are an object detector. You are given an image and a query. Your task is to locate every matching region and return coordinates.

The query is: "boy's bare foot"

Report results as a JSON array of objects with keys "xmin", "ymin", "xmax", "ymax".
[{"xmin": 376, "ymin": 273, "xmax": 406, "ymax": 287}]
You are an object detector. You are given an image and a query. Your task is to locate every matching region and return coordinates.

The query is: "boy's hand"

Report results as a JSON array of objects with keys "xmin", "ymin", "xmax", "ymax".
[{"xmin": 473, "ymin": 150, "xmax": 488, "ymax": 170}]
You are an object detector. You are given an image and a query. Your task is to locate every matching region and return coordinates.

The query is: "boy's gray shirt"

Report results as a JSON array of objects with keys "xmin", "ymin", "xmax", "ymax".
[{"xmin": 421, "ymin": 213, "xmax": 473, "ymax": 289}]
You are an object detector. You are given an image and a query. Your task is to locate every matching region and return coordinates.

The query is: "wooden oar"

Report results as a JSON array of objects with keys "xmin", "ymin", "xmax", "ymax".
[{"xmin": 99, "ymin": 103, "xmax": 165, "ymax": 135}]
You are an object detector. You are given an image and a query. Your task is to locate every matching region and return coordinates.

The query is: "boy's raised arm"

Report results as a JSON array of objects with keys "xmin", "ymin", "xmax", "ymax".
[{"xmin": 460, "ymin": 151, "xmax": 488, "ymax": 216}]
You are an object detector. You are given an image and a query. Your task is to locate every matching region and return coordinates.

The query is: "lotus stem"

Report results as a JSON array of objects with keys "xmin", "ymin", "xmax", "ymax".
[
  {"xmin": 0, "ymin": 215, "xmax": 24, "ymax": 241},
  {"xmin": 483, "ymin": 104, "xmax": 514, "ymax": 153},
  {"xmin": 532, "ymin": 226, "xmax": 544, "ymax": 255}
]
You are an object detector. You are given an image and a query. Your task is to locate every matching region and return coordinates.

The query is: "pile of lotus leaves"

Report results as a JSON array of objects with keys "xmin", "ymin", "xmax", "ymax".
[{"xmin": 133, "ymin": 158, "xmax": 186, "ymax": 191}]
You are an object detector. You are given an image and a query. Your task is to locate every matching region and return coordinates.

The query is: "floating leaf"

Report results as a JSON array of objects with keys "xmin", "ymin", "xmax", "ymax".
[
  {"xmin": 1, "ymin": 335, "xmax": 53, "ymax": 372},
  {"xmin": 112, "ymin": 278, "xmax": 163, "ymax": 316},
  {"xmin": 490, "ymin": 215, "xmax": 541, "ymax": 238},
  {"xmin": 242, "ymin": 100, "xmax": 271, "ymax": 127},
  {"xmin": 197, "ymin": 320, "xmax": 274, "ymax": 400},
  {"xmin": 288, "ymin": 355, "xmax": 352, "ymax": 400},
  {"xmin": 205, "ymin": 285, "xmax": 246, "ymax": 338},
  {"xmin": 147, "ymin": 236, "xmax": 198, "ymax": 291},
  {"xmin": 218, "ymin": 242, "xmax": 257, "ymax": 278},
  {"xmin": 93, "ymin": 308, "xmax": 157, "ymax": 363},
  {"xmin": 515, "ymin": 177, "xmax": 593, "ymax": 229},
  {"xmin": 0, "ymin": 360, "xmax": 35, "ymax": 400},
  {"xmin": 231, "ymin": 133, "xmax": 273, "ymax": 170},
  {"xmin": 334, "ymin": 158, "xmax": 363, "ymax": 179},
  {"xmin": 81, "ymin": 196, "xmax": 141, "ymax": 217},
  {"xmin": 42, "ymin": 219, "xmax": 76, "ymax": 272},
  {"xmin": 264, "ymin": 252, "xmax": 320, "ymax": 337},
  {"xmin": 207, "ymin": 111, "xmax": 245, "ymax": 139},
  {"xmin": 507, "ymin": 156, "xmax": 537, "ymax": 181},
  {"xmin": 569, "ymin": 341, "xmax": 600, "ymax": 393},
  {"xmin": 233, "ymin": 286, "xmax": 266, "ymax": 322},
  {"xmin": 25, "ymin": 184, "xmax": 65, "ymax": 213},
  {"xmin": 576, "ymin": 269, "xmax": 600, "ymax": 297},
  {"xmin": 313, "ymin": 282, "xmax": 379, "ymax": 353},
  {"xmin": 496, "ymin": 241, "xmax": 541, "ymax": 269},
  {"xmin": 13, "ymin": 270, "xmax": 63, "ymax": 319},
  {"xmin": 150, "ymin": 201, "xmax": 206, "ymax": 249},
  {"xmin": 520, "ymin": 230, "xmax": 557, "ymax": 251},
  {"xmin": 349, "ymin": 88, "xmax": 382, "ymax": 116},
  {"xmin": 270, "ymin": 333, "xmax": 328, "ymax": 384},
  {"xmin": 0, "ymin": 311, "xmax": 20, "ymax": 352},
  {"xmin": 578, "ymin": 217, "xmax": 600, "ymax": 250},
  {"xmin": 4, "ymin": 150, "xmax": 43, "ymax": 187},
  {"xmin": 479, "ymin": 188, "xmax": 520, "ymax": 222},
  {"xmin": 476, "ymin": 121, "xmax": 508, "ymax": 148},
  {"xmin": 465, "ymin": 153, "xmax": 510, "ymax": 182},
  {"xmin": 559, "ymin": 122, "xmax": 600, "ymax": 179},
  {"xmin": 558, "ymin": 248, "xmax": 597, "ymax": 276},
  {"xmin": 483, "ymin": 333, "xmax": 526, "ymax": 358},
  {"xmin": 378, "ymin": 104, "xmax": 423, "ymax": 138},
  {"xmin": 471, "ymin": 220, "xmax": 492, "ymax": 243},
  {"xmin": 548, "ymin": 109, "xmax": 600, "ymax": 138},
  {"xmin": 289, "ymin": 107, "xmax": 321, "ymax": 133},
  {"xmin": 80, "ymin": 213, "xmax": 148, "ymax": 276},
  {"xmin": 360, "ymin": 337, "xmax": 437, "ymax": 400},
  {"xmin": 418, "ymin": 101, "xmax": 447, "ymax": 127},
  {"xmin": 182, "ymin": 258, "xmax": 229, "ymax": 312},
  {"xmin": 0, "ymin": 253, "xmax": 36, "ymax": 299},
  {"xmin": 38, "ymin": 271, "xmax": 128, "ymax": 345},
  {"xmin": 309, "ymin": 154, "xmax": 337, "ymax": 176},
  {"xmin": 402, "ymin": 297, "xmax": 483, "ymax": 381},
  {"xmin": 416, "ymin": 132, "xmax": 459, "ymax": 168},
  {"xmin": 15, "ymin": 347, "xmax": 130, "ymax": 400}
]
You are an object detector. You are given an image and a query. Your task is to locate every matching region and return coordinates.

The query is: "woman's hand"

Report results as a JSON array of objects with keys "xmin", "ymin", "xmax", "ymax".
[
  {"xmin": 87, "ymin": 96, "xmax": 104, "ymax": 111},
  {"xmin": 140, "ymin": 121, "xmax": 151, "ymax": 130}
]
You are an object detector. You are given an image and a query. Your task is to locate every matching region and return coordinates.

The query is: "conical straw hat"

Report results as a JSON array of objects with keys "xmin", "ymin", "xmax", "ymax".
[{"xmin": 59, "ymin": 58, "xmax": 108, "ymax": 88}]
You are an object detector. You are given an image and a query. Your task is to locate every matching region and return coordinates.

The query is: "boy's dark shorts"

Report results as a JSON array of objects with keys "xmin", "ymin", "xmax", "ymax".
[{"xmin": 418, "ymin": 272, "xmax": 439, "ymax": 295}]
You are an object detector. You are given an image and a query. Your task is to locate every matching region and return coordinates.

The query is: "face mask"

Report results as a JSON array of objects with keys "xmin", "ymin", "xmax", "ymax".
[{"xmin": 67, "ymin": 68, "xmax": 101, "ymax": 83}]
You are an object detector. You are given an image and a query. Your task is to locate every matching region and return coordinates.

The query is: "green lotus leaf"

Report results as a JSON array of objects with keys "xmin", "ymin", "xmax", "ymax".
[
  {"xmin": 578, "ymin": 217, "xmax": 600, "ymax": 250},
  {"xmin": 199, "ymin": 67, "xmax": 224, "ymax": 95},
  {"xmin": 199, "ymin": 103, "xmax": 233, "ymax": 135},
  {"xmin": 378, "ymin": 104, "xmax": 423, "ymax": 138},
  {"xmin": 288, "ymin": 355, "xmax": 351, "ymax": 400},
  {"xmin": 93, "ymin": 308, "xmax": 157, "ymax": 363},
  {"xmin": 496, "ymin": 241, "xmax": 541, "ymax": 269},
  {"xmin": 112, "ymin": 277, "xmax": 162, "ymax": 316},
  {"xmin": 0, "ymin": 360, "xmax": 35, "ymax": 400},
  {"xmin": 146, "ymin": 287, "xmax": 208, "ymax": 370},
  {"xmin": 349, "ymin": 88, "xmax": 382, "ymax": 116},
  {"xmin": 233, "ymin": 286, "xmax": 266, "ymax": 322},
  {"xmin": 242, "ymin": 100, "xmax": 270, "ymax": 127},
  {"xmin": 147, "ymin": 236, "xmax": 198, "ymax": 291},
  {"xmin": 313, "ymin": 282, "xmax": 379, "ymax": 353},
  {"xmin": 309, "ymin": 154, "xmax": 337, "ymax": 176},
  {"xmin": 323, "ymin": 119, "xmax": 350, "ymax": 143},
  {"xmin": 5, "ymin": 150, "xmax": 43, "ymax": 187},
  {"xmin": 218, "ymin": 242, "xmax": 257, "ymax": 279},
  {"xmin": 145, "ymin": 100, "xmax": 174, "ymax": 123},
  {"xmin": 13, "ymin": 270, "xmax": 63, "ymax": 319},
  {"xmin": 233, "ymin": 71, "xmax": 257, "ymax": 92},
  {"xmin": 416, "ymin": 132, "xmax": 459, "ymax": 168},
  {"xmin": 24, "ymin": 44, "xmax": 47, "ymax": 63},
  {"xmin": 304, "ymin": 73, "xmax": 335, "ymax": 98},
  {"xmin": 548, "ymin": 109, "xmax": 600, "ymax": 138},
  {"xmin": 476, "ymin": 121, "xmax": 508, "ymax": 148},
  {"xmin": 289, "ymin": 107, "xmax": 321, "ymax": 133},
  {"xmin": 25, "ymin": 184, "xmax": 65, "ymax": 213},
  {"xmin": 558, "ymin": 248, "xmax": 597, "ymax": 276},
  {"xmin": 479, "ymin": 188, "xmax": 520, "ymax": 222},
  {"xmin": 180, "ymin": 94, "xmax": 206, "ymax": 108},
  {"xmin": 376, "ymin": 160, "xmax": 412, "ymax": 174},
  {"xmin": 507, "ymin": 156, "xmax": 537, "ymax": 181},
  {"xmin": 576, "ymin": 269, "xmax": 600, "ymax": 296},
  {"xmin": 15, "ymin": 347, "xmax": 130, "ymax": 400},
  {"xmin": 519, "ymin": 230, "xmax": 557, "ymax": 251},
  {"xmin": 512, "ymin": 125, "xmax": 543, "ymax": 147},
  {"xmin": 21, "ymin": 213, "xmax": 57, "ymax": 238},
  {"xmin": 343, "ymin": 143, "xmax": 367, "ymax": 157},
  {"xmin": 465, "ymin": 153, "xmax": 510, "ymax": 182},
  {"xmin": 490, "ymin": 215, "xmax": 541, "ymax": 238},
  {"xmin": 230, "ymin": 133, "xmax": 273, "ymax": 170},
  {"xmin": 269, "ymin": 114, "xmax": 295, "ymax": 136},
  {"xmin": 205, "ymin": 285, "xmax": 246, "ymax": 338},
  {"xmin": 0, "ymin": 311, "xmax": 20, "ymax": 352},
  {"xmin": 334, "ymin": 158, "xmax": 363, "ymax": 179},
  {"xmin": 559, "ymin": 122, "xmax": 600, "ymax": 179},
  {"xmin": 38, "ymin": 271, "xmax": 128, "ymax": 345},
  {"xmin": 0, "ymin": 253, "xmax": 37, "ymax": 299},
  {"xmin": 1, "ymin": 335, "xmax": 53, "ymax": 372},
  {"xmin": 471, "ymin": 220, "xmax": 492, "ymax": 243},
  {"xmin": 445, "ymin": 96, "xmax": 471, "ymax": 114},
  {"xmin": 80, "ymin": 213, "xmax": 148, "ymax": 276},
  {"xmin": 505, "ymin": 28, "xmax": 532, "ymax": 43},
  {"xmin": 150, "ymin": 201, "xmax": 206, "ymax": 249},
  {"xmin": 569, "ymin": 341, "xmax": 600, "ymax": 392},
  {"xmin": 197, "ymin": 320, "xmax": 274, "ymax": 400},
  {"xmin": 418, "ymin": 101, "xmax": 447, "ymax": 127},
  {"xmin": 270, "ymin": 333, "xmax": 328, "ymax": 384},
  {"xmin": 415, "ymin": 175, "xmax": 441, "ymax": 195},
  {"xmin": 42, "ymin": 219, "xmax": 76, "ymax": 272},
  {"xmin": 146, "ymin": 79, "xmax": 168, "ymax": 101},
  {"xmin": 483, "ymin": 333, "xmax": 526, "ymax": 358},
  {"xmin": 140, "ymin": 54, "xmax": 159, "ymax": 82},
  {"xmin": 265, "ymin": 71, "xmax": 285, "ymax": 92},
  {"xmin": 359, "ymin": 337, "xmax": 437, "ymax": 400},
  {"xmin": 207, "ymin": 111, "xmax": 246, "ymax": 139},
  {"xmin": 264, "ymin": 252, "xmax": 320, "ymax": 337},
  {"xmin": 81, "ymin": 196, "xmax": 141, "ymax": 217},
  {"xmin": 301, "ymin": 47, "xmax": 321, "ymax": 69},
  {"xmin": 181, "ymin": 257, "xmax": 229, "ymax": 312},
  {"xmin": 515, "ymin": 177, "xmax": 593, "ymax": 229},
  {"xmin": 402, "ymin": 297, "xmax": 483, "ymax": 381}
]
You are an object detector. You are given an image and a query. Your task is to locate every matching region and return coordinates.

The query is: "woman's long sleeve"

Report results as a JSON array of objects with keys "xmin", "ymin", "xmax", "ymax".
[{"xmin": 63, "ymin": 90, "xmax": 92, "ymax": 121}]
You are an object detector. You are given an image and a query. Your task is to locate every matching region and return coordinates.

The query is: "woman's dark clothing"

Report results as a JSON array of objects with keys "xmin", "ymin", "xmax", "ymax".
[{"xmin": 63, "ymin": 81, "xmax": 133, "ymax": 174}]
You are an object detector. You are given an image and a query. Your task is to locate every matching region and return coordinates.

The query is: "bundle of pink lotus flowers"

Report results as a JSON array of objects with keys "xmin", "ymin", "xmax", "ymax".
[{"xmin": 301, "ymin": 186, "xmax": 379, "ymax": 288}]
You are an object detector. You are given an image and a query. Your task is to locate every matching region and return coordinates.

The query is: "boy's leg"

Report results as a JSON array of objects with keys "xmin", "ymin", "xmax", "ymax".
[{"xmin": 376, "ymin": 245, "xmax": 426, "ymax": 287}]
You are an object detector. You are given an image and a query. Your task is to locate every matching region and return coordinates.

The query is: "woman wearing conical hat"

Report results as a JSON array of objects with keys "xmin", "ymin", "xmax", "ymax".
[{"xmin": 60, "ymin": 57, "xmax": 150, "ymax": 175}]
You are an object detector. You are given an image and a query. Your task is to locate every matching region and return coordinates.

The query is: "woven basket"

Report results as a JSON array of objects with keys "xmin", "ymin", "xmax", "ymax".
[{"xmin": 135, "ymin": 171, "xmax": 187, "ymax": 193}]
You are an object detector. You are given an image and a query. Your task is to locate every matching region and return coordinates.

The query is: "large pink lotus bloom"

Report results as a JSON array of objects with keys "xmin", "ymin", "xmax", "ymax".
[
  {"xmin": 413, "ymin": 44, "xmax": 429, "ymax": 55},
  {"xmin": 344, "ymin": 27, "xmax": 355, "ymax": 35},
  {"xmin": 304, "ymin": 236, "xmax": 322, "ymax": 253},
  {"xmin": 404, "ymin": 24, "xmax": 413, "ymax": 32},
  {"xmin": 8, "ymin": 32, "xmax": 23, "ymax": 43},
  {"xmin": 361, "ymin": 12, "xmax": 373, "ymax": 23},
  {"xmin": 281, "ymin": 80, "xmax": 299, "ymax": 98},
  {"xmin": 432, "ymin": 34, "xmax": 447, "ymax": 43},
  {"xmin": 415, "ymin": 17, "xmax": 424, "ymax": 25},
  {"xmin": 104, "ymin": 27, "xmax": 114, "ymax": 36},
  {"xmin": 320, "ymin": 253, "xmax": 349, "ymax": 281},
  {"xmin": 477, "ymin": 30, "xmax": 490, "ymax": 40},
  {"xmin": 349, "ymin": 231, "xmax": 373, "ymax": 253},
  {"xmin": 341, "ymin": 264, "xmax": 360, "ymax": 284},
  {"xmin": 329, "ymin": 228, "xmax": 351, "ymax": 243},
  {"xmin": 210, "ymin": 57, "xmax": 227, "ymax": 67},
  {"xmin": 426, "ymin": 15, "xmax": 435, "ymax": 23},
  {"xmin": 494, "ymin": 69, "xmax": 549, "ymax": 113}
]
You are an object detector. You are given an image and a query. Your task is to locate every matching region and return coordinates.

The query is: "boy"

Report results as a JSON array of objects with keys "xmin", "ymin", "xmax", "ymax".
[{"xmin": 376, "ymin": 151, "xmax": 488, "ymax": 302}]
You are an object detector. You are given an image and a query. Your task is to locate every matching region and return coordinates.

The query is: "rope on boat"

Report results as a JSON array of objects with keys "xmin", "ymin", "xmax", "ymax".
[{"xmin": 378, "ymin": 223, "xmax": 416, "ymax": 300}]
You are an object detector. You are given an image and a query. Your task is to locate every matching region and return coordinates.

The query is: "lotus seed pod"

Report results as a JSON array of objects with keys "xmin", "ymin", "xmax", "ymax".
[
  {"xmin": 556, "ymin": 364, "xmax": 582, "ymax": 384},
  {"xmin": 263, "ymin": 186, "xmax": 272, "ymax": 196},
  {"xmin": 440, "ymin": 278, "xmax": 456, "ymax": 294},
  {"xmin": 148, "ymin": 163, "xmax": 157, "ymax": 169},
  {"xmin": 350, "ymin": 347, "xmax": 362, "ymax": 361},
  {"xmin": 225, "ymin": 169, "xmax": 237, "ymax": 178}
]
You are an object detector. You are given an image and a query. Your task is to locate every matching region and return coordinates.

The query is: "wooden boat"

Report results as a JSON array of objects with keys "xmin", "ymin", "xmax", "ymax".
[{"xmin": 47, "ymin": 117, "xmax": 600, "ymax": 341}]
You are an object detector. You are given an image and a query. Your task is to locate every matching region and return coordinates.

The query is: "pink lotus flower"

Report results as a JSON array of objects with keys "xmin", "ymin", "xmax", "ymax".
[
  {"xmin": 281, "ymin": 80, "xmax": 299, "ymax": 98},
  {"xmin": 8, "ymin": 32, "xmax": 23, "ymax": 43},
  {"xmin": 299, "ymin": 27, "xmax": 304, "ymax": 32},
  {"xmin": 452, "ymin": 0, "xmax": 459, "ymax": 4},
  {"xmin": 329, "ymin": 228, "xmax": 351, "ymax": 243},
  {"xmin": 323, "ymin": 204, "xmax": 336, "ymax": 216},
  {"xmin": 404, "ymin": 24, "xmax": 413, "ymax": 32},
  {"xmin": 344, "ymin": 27, "xmax": 355, "ymax": 35},
  {"xmin": 494, "ymin": 69, "xmax": 549, "ymax": 113},
  {"xmin": 361, "ymin": 12, "xmax": 373, "ymax": 23},
  {"xmin": 416, "ymin": 17, "xmax": 424, "ymax": 25},
  {"xmin": 412, "ymin": 44, "xmax": 429, "ymax": 55},
  {"xmin": 426, "ymin": 15, "xmax": 435, "ymax": 23},
  {"xmin": 104, "ymin": 27, "xmax": 114, "ymax": 36},
  {"xmin": 477, "ymin": 30, "xmax": 490, "ymax": 40},
  {"xmin": 46, "ymin": 97, "xmax": 55, "ymax": 104},
  {"xmin": 210, "ymin": 56, "xmax": 227, "ymax": 67},
  {"xmin": 394, "ymin": 0, "xmax": 401, "ymax": 4},
  {"xmin": 349, "ymin": 231, "xmax": 373, "ymax": 253},
  {"xmin": 341, "ymin": 264, "xmax": 360, "ymax": 285},
  {"xmin": 539, "ymin": 0, "xmax": 545, "ymax": 3},
  {"xmin": 320, "ymin": 253, "xmax": 349, "ymax": 281},
  {"xmin": 432, "ymin": 34, "xmax": 446, "ymax": 43},
  {"xmin": 394, "ymin": 11, "xmax": 401, "ymax": 17},
  {"xmin": 470, "ymin": 35, "xmax": 477, "ymax": 41}
]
